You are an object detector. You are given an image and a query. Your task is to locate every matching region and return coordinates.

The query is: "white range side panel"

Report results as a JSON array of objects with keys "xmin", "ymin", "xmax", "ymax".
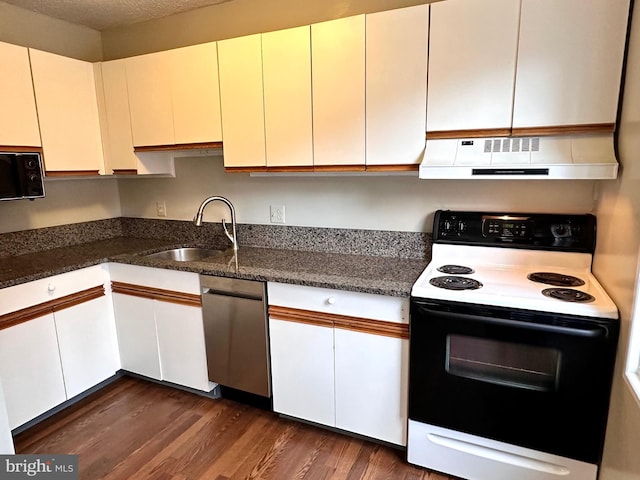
[
  {"xmin": 269, "ymin": 318, "xmax": 335, "ymax": 427},
  {"xmin": 0, "ymin": 379, "xmax": 13, "ymax": 454},
  {"xmin": 54, "ymin": 296, "xmax": 121, "ymax": 398},
  {"xmin": 155, "ymin": 302, "xmax": 211, "ymax": 392},
  {"xmin": 366, "ymin": 5, "xmax": 429, "ymax": 166},
  {"xmin": 262, "ymin": 26, "xmax": 313, "ymax": 168},
  {"xmin": 427, "ymin": 0, "xmax": 520, "ymax": 132},
  {"xmin": 218, "ymin": 34, "xmax": 267, "ymax": 168},
  {"xmin": 311, "ymin": 15, "xmax": 366, "ymax": 166},
  {"xmin": 0, "ymin": 314, "xmax": 67, "ymax": 429},
  {"xmin": 0, "ymin": 41, "xmax": 40, "ymax": 146},
  {"xmin": 169, "ymin": 42, "xmax": 223, "ymax": 144},
  {"xmin": 334, "ymin": 329, "xmax": 408, "ymax": 446},
  {"xmin": 513, "ymin": 0, "xmax": 630, "ymax": 128},
  {"xmin": 408, "ymin": 421, "xmax": 597, "ymax": 480},
  {"xmin": 112, "ymin": 293, "xmax": 162, "ymax": 380}
]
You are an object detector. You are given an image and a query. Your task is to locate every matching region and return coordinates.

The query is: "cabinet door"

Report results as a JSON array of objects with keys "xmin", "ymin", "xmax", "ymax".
[
  {"xmin": 218, "ymin": 34, "xmax": 266, "ymax": 168},
  {"xmin": 335, "ymin": 329, "xmax": 408, "ymax": 446},
  {"xmin": 269, "ymin": 318, "xmax": 335, "ymax": 426},
  {"xmin": 262, "ymin": 26, "xmax": 313, "ymax": 167},
  {"xmin": 513, "ymin": 0, "xmax": 629, "ymax": 128},
  {"xmin": 366, "ymin": 5, "xmax": 429, "ymax": 167},
  {"xmin": 427, "ymin": 0, "xmax": 520, "ymax": 134},
  {"xmin": 0, "ymin": 379, "xmax": 13, "ymax": 454},
  {"xmin": 0, "ymin": 314, "xmax": 67, "ymax": 429},
  {"xmin": 311, "ymin": 16, "xmax": 365, "ymax": 167},
  {"xmin": 98, "ymin": 59, "xmax": 138, "ymax": 173},
  {"xmin": 54, "ymin": 296, "xmax": 120, "ymax": 398},
  {"xmin": 112, "ymin": 293, "xmax": 161, "ymax": 380},
  {"xmin": 29, "ymin": 49, "xmax": 104, "ymax": 174},
  {"xmin": 0, "ymin": 42, "xmax": 40, "ymax": 147},
  {"xmin": 125, "ymin": 51, "xmax": 174, "ymax": 147},
  {"xmin": 169, "ymin": 42, "xmax": 223, "ymax": 145},
  {"xmin": 155, "ymin": 302, "xmax": 210, "ymax": 392}
]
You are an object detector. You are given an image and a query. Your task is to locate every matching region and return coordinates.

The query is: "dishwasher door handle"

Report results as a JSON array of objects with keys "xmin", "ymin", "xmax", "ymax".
[{"xmin": 202, "ymin": 288, "xmax": 263, "ymax": 301}]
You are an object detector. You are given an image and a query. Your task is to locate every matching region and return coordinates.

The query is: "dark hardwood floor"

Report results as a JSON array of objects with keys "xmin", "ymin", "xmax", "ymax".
[{"xmin": 14, "ymin": 377, "xmax": 454, "ymax": 480}]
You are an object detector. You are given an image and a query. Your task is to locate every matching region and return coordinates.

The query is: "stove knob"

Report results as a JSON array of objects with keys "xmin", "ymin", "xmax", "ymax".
[
  {"xmin": 443, "ymin": 220, "xmax": 452, "ymax": 232},
  {"xmin": 458, "ymin": 221, "xmax": 467, "ymax": 233}
]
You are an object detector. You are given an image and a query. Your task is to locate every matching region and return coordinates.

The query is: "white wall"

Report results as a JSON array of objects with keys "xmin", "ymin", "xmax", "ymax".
[
  {"xmin": 594, "ymin": 2, "xmax": 640, "ymax": 478},
  {"xmin": 118, "ymin": 156, "xmax": 598, "ymax": 232},
  {"xmin": 0, "ymin": 178, "xmax": 121, "ymax": 234}
]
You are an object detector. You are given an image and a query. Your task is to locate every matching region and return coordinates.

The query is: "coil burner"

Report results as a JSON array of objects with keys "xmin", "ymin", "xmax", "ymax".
[
  {"xmin": 429, "ymin": 276, "xmax": 483, "ymax": 291},
  {"xmin": 528, "ymin": 272, "xmax": 585, "ymax": 287},
  {"xmin": 542, "ymin": 288, "xmax": 595, "ymax": 303},
  {"xmin": 437, "ymin": 265, "xmax": 475, "ymax": 275}
]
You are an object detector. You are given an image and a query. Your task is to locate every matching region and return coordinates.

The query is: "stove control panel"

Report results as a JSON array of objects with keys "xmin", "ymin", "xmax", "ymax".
[
  {"xmin": 482, "ymin": 215, "xmax": 531, "ymax": 239},
  {"xmin": 433, "ymin": 210, "xmax": 596, "ymax": 253}
]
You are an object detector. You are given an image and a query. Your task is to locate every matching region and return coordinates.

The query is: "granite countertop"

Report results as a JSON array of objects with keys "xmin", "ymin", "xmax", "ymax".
[{"xmin": 0, "ymin": 237, "xmax": 429, "ymax": 297}]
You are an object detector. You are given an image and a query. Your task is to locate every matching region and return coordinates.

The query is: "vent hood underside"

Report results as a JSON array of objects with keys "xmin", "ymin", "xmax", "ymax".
[{"xmin": 419, "ymin": 134, "xmax": 617, "ymax": 180}]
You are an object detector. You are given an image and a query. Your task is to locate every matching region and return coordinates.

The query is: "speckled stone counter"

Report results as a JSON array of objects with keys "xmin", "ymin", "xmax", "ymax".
[{"xmin": 0, "ymin": 237, "xmax": 428, "ymax": 297}]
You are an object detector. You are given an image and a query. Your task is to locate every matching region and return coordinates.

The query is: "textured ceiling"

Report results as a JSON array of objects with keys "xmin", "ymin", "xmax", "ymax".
[{"xmin": 2, "ymin": 0, "xmax": 232, "ymax": 31}]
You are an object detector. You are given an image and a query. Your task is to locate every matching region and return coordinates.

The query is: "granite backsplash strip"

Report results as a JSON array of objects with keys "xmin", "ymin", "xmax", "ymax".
[
  {"xmin": 2, "ymin": 217, "xmax": 431, "ymax": 260},
  {"xmin": 0, "ymin": 218, "xmax": 124, "ymax": 258}
]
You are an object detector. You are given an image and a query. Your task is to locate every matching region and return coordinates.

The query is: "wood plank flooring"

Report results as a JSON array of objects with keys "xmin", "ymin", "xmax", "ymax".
[{"xmin": 13, "ymin": 377, "xmax": 455, "ymax": 480}]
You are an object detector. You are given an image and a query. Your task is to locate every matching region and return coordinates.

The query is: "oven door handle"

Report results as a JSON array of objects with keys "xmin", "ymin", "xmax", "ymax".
[{"xmin": 417, "ymin": 305, "xmax": 609, "ymax": 338}]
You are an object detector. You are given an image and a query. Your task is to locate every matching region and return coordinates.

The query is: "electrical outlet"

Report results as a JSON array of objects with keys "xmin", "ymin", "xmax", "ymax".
[
  {"xmin": 270, "ymin": 205, "xmax": 285, "ymax": 224},
  {"xmin": 156, "ymin": 201, "xmax": 167, "ymax": 217}
]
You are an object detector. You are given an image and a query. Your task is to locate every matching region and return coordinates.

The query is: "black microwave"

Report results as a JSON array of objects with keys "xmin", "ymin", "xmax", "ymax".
[{"xmin": 0, "ymin": 152, "xmax": 45, "ymax": 201}]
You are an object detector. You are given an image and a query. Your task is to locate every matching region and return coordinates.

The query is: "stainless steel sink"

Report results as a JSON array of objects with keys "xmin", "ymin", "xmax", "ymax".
[{"xmin": 144, "ymin": 247, "xmax": 225, "ymax": 262}]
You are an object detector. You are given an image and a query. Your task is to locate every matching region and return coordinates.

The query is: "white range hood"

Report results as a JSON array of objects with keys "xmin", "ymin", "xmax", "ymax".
[{"xmin": 419, "ymin": 134, "xmax": 618, "ymax": 180}]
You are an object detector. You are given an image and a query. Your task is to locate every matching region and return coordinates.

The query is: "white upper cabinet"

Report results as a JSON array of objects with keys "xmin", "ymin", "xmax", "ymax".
[
  {"xmin": 30, "ymin": 49, "xmax": 105, "ymax": 174},
  {"xmin": 126, "ymin": 43, "xmax": 222, "ymax": 148},
  {"xmin": 311, "ymin": 16, "xmax": 366, "ymax": 168},
  {"xmin": 168, "ymin": 42, "xmax": 222, "ymax": 145},
  {"xmin": 513, "ymin": 0, "xmax": 630, "ymax": 129},
  {"xmin": 218, "ymin": 34, "xmax": 267, "ymax": 168},
  {"xmin": 427, "ymin": 0, "xmax": 520, "ymax": 134},
  {"xmin": 0, "ymin": 42, "xmax": 40, "ymax": 147},
  {"xmin": 125, "ymin": 51, "xmax": 174, "ymax": 147},
  {"xmin": 97, "ymin": 59, "xmax": 138, "ymax": 173},
  {"xmin": 366, "ymin": 5, "xmax": 429, "ymax": 167},
  {"xmin": 262, "ymin": 26, "xmax": 314, "ymax": 168}
]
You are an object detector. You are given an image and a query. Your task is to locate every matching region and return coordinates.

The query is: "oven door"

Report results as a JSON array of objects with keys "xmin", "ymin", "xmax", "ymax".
[{"xmin": 409, "ymin": 298, "xmax": 618, "ymax": 465}]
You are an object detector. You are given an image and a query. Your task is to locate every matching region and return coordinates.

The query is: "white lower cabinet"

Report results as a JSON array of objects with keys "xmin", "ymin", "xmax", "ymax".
[
  {"xmin": 0, "ymin": 266, "xmax": 119, "ymax": 430},
  {"xmin": 270, "ymin": 319, "xmax": 335, "ymax": 426},
  {"xmin": 268, "ymin": 282, "xmax": 409, "ymax": 446},
  {"xmin": 109, "ymin": 264, "xmax": 211, "ymax": 392},
  {"xmin": 0, "ymin": 314, "xmax": 67, "ymax": 430},
  {"xmin": 54, "ymin": 295, "xmax": 120, "ymax": 399},
  {"xmin": 0, "ymin": 378, "xmax": 13, "ymax": 453}
]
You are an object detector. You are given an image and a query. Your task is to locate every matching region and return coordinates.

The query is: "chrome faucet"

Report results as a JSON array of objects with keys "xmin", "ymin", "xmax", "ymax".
[{"xmin": 193, "ymin": 196, "xmax": 238, "ymax": 254}]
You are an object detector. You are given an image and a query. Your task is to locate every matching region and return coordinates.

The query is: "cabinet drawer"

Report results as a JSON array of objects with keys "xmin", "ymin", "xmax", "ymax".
[
  {"xmin": 108, "ymin": 263, "xmax": 200, "ymax": 294},
  {"xmin": 267, "ymin": 282, "xmax": 408, "ymax": 324},
  {"xmin": 0, "ymin": 265, "xmax": 107, "ymax": 316}
]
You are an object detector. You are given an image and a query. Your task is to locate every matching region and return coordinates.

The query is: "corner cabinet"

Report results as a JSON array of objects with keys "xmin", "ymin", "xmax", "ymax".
[
  {"xmin": 512, "ymin": 0, "xmax": 630, "ymax": 131},
  {"xmin": 268, "ymin": 282, "xmax": 409, "ymax": 446},
  {"xmin": 365, "ymin": 5, "xmax": 429, "ymax": 170},
  {"xmin": 29, "ymin": 49, "xmax": 105, "ymax": 176},
  {"xmin": 125, "ymin": 42, "xmax": 222, "ymax": 149},
  {"xmin": 0, "ymin": 266, "xmax": 119, "ymax": 429},
  {"xmin": 0, "ymin": 42, "xmax": 41, "ymax": 148},
  {"xmin": 109, "ymin": 264, "xmax": 212, "ymax": 392}
]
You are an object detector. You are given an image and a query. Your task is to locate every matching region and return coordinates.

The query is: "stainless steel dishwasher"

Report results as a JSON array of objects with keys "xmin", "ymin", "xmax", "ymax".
[{"xmin": 200, "ymin": 275, "xmax": 271, "ymax": 397}]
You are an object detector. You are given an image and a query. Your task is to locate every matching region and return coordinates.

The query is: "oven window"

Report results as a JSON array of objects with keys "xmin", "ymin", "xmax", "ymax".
[{"xmin": 446, "ymin": 335, "xmax": 561, "ymax": 391}]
